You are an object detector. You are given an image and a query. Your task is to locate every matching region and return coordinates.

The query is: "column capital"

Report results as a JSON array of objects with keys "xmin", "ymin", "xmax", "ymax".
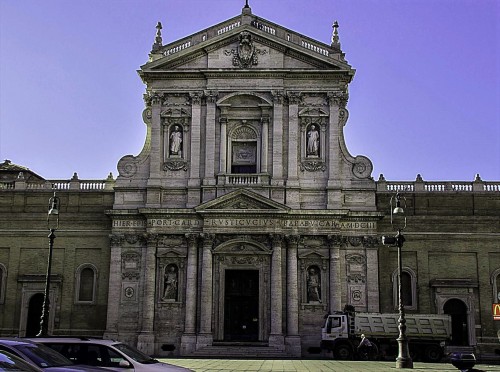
[
  {"xmin": 327, "ymin": 234, "xmax": 347, "ymax": 248},
  {"xmin": 110, "ymin": 234, "xmax": 124, "ymax": 247},
  {"xmin": 185, "ymin": 233, "xmax": 200, "ymax": 246},
  {"xmin": 146, "ymin": 233, "xmax": 159, "ymax": 245},
  {"xmin": 286, "ymin": 234, "xmax": 301, "ymax": 245},
  {"xmin": 189, "ymin": 91, "xmax": 203, "ymax": 105},
  {"xmin": 272, "ymin": 90, "xmax": 285, "ymax": 104},
  {"xmin": 204, "ymin": 90, "xmax": 219, "ymax": 103},
  {"xmin": 201, "ymin": 233, "xmax": 216, "ymax": 247},
  {"xmin": 286, "ymin": 91, "xmax": 302, "ymax": 105},
  {"xmin": 327, "ymin": 91, "xmax": 348, "ymax": 107},
  {"xmin": 270, "ymin": 233, "xmax": 284, "ymax": 246}
]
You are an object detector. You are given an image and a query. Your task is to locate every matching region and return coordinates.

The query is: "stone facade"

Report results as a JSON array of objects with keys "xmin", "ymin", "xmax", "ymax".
[{"xmin": 1, "ymin": 4, "xmax": 499, "ymax": 360}]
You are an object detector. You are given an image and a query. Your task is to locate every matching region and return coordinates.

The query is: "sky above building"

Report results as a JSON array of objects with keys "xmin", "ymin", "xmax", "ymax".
[{"xmin": 0, "ymin": 0, "xmax": 498, "ymax": 181}]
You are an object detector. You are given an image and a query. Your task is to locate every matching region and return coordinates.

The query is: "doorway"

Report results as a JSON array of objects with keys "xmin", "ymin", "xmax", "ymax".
[
  {"xmin": 26, "ymin": 293, "xmax": 44, "ymax": 337},
  {"xmin": 444, "ymin": 299, "xmax": 468, "ymax": 346},
  {"xmin": 224, "ymin": 270, "xmax": 259, "ymax": 341}
]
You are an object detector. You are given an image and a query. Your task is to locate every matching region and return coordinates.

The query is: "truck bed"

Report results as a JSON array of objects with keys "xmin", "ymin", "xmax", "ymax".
[{"xmin": 355, "ymin": 313, "xmax": 451, "ymax": 339}]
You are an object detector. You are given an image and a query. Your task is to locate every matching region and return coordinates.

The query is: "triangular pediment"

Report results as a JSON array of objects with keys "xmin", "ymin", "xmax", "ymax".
[
  {"xmin": 195, "ymin": 189, "xmax": 290, "ymax": 213},
  {"xmin": 141, "ymin": 13, "xmax": 352, "ymax": 73}
]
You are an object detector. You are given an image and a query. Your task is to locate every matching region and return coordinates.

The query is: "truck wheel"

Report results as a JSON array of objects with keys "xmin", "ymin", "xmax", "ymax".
[
  {"xmin": 334, "ymin": 344, "xmax": 353, "ymax": 360},
  {"xmin": 423, "ymin": 345, "xmax": 442, "ymax": 363}
]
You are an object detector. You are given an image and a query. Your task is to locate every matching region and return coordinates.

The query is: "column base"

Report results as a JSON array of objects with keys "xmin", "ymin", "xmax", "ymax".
[
  {"xmin": 285, "ymin": 335, "xmax": 301, "ymax": 357},
  {"xmin": 137, "ymin": 333, "xmax": 155, "ymax": 356},
  {"xmin": 268, "ymin": 334, "xmax": 285, "ymax": 351},
  {"xmin": 195, "ymin": 333, "xmax": 213, "ymax": 350},
  {"xmin": 180, "ymin": 334, "xmax": 197, "ymax": 355}
]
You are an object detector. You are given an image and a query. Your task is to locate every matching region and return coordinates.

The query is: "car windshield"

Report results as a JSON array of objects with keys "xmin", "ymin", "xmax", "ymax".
[
  {"xmin": 113, "ymin": 343, "xmax": 158, "ymax": 364},
  {"xmin": 15, "ymin": 343, "xmax": 73, "ymax": 368}
]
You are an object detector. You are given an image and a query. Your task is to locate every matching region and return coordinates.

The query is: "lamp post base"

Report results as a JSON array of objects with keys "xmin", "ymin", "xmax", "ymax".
[{"xmin": 396, "ymin": 357, "xmax": 413, "ymax": 369}]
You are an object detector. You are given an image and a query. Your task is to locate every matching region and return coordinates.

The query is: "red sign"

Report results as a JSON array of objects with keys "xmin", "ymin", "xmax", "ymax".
[{"xmin": 493, "ymin": 303, "xmax": 500, "ymax": 320}]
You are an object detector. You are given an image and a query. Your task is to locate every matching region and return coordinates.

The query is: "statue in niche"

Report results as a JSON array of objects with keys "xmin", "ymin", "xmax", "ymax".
[
  {"xmin": 170, "ymin": 125, "xmax": 183, "ymax": 156},
  {"xmin": 307, "ymin": 267, "xmax": 322, "ymax": 303},
  {"xmin": 162, "ymin": 264, "xmax": 178, "ymax": 301},
  {"xmin": 306, "ymin": 125, "xmax": 320, "ymax": 157}
]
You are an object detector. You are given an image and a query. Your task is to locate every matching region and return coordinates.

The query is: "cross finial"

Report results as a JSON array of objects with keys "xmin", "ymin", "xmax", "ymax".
[
  {"xmin": 244, "ymin": 0, "xmax": 249, "ymax": 8},
  {"xmin": 151, "ymin": 21, "xmax": 163, "ymax": 53},
  {"xmin": 331, "ymin": 20, "xmax": 341, "ymax": 49}
]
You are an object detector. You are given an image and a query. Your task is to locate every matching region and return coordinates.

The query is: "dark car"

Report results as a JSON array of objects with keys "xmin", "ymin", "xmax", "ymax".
[
  {"xmin": 0, "ymin": 338, "xmax": 107, "ymax": 371},
  {"xmin": 0, "ymin": 349, "xmax": 42, "ymax": 371},
  {"xmin": 28, "ymin": 337, "xmax": 193, "ymax": 371}
]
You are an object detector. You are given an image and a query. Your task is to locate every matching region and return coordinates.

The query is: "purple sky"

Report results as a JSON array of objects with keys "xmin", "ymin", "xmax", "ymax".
[{"xmin": 1, "ymin": 0, "xmax": 498, "ymax": 181}]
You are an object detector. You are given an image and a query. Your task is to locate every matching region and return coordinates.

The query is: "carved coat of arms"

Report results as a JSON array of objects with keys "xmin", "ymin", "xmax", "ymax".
[{"xmin": 225, "ymin": 31, "xmax": 266, "ymax": 68}]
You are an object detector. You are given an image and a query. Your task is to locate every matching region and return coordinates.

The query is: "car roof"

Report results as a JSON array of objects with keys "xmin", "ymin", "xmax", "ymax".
[
  {"xmin": 25, "ymin": 337, "xmax": 119, "ymax": 345},
  {"xmin": 0, "ymin": 337, "xmax": 39, "ymax": 346}
]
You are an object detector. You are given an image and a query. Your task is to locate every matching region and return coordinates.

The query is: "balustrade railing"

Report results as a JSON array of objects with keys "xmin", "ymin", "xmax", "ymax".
[
  {"xmin": 1, "ymin": 178, "xmax": 114, "ymax": 191},
  {"xmin": 378, "ymin": 178, "xmax": 500, "ymax": 193}
]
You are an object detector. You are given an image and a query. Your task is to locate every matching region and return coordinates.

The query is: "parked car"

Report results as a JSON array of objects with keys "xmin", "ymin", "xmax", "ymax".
[
  {"xmin": 0, "ymin": 338, "xmax": 107, "ymax": 371},
  {"xmin": 0, "ymin": 349, "xmax": 42, "ymax": 371},
  {"xmin": 26, "ymin": 337, "xmax": 192, "ymax": 371}
]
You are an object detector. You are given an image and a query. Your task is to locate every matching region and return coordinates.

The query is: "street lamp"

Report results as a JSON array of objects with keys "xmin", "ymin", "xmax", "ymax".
[
  {"xmin": 37, "ymin": 191, "xmax": 60, "ymax": 337},
  {"xmin": 382, "ymin": 192, "xmax": 413, "ymax": 369}
]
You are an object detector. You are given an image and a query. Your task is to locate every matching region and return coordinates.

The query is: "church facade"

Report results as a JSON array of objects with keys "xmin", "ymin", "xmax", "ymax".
[{"xmin": 1, "ymin": 4, "xmax": 499, "ymax": 360}]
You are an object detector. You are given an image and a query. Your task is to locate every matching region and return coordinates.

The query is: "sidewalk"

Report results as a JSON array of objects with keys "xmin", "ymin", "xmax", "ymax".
[{"xmin": 161, "ymin": 358, "xmax": 500, "ymax": 372}]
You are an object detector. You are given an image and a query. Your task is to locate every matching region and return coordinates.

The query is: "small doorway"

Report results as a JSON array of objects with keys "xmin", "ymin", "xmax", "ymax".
[
  {"xmin": 444, "ymin": 299, "xmax": 468, "ymax": 346},
  {"xmin": 26, "ymin": 293, "xmax": 44, "ymax": 337},
  {"xmin": 224, "ymin": 270, "xmax": 259, "ymax": 341}
]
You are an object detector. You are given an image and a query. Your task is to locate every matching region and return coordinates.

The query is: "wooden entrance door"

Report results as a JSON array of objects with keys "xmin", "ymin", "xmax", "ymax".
[{"xmin": 224, "ymin": 270, "xmax": 259, "ymax": 341}]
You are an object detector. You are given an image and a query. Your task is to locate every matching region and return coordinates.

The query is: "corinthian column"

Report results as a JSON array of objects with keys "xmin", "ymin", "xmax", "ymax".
[
  {"xmin": 269, "ymin": 234, "xmax": 284, "ymax": 349},
  {"xmin": 137, "ymin": 234, "xmax": 157, "ymax": 355},
  {"xmin": 181, "ymin": 234, "xmax": 199, "ymax": 355},
  {"xmin": 286, "ymin": 92, "xmax": 301, "ymax": 208},
  {"xmin": 203, "ymin": 91, "xmax": 218, "ymax": 187},
  {"xmin": 285, "ymin": 234, "xmax": 301, "ymax": 356},
  {"xmin": 197, "ymin": 233, "xmax": 215, "ymax": 349},
  {"xmin": 104, "ymin": 234, "xmax": 123, "ymax": 340},
  {"xmin": 187, "ymin": 92, "xmax": 202, "ymax": 207}
]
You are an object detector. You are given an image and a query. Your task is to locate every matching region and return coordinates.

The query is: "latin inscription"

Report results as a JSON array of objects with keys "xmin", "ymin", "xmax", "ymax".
[
  {"xmin": 145, "ymin": 218, "xmax": 375, "ymax": 230},
  {"xmin": 113, "ymin": 220, "xmax": 146, "ymax": 228},
  {"xmin": 114, "ymin": 218, "xmax": 376, "ymax": 231}
]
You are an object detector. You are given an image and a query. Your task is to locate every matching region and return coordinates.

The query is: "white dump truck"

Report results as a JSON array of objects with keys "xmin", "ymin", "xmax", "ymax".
[{"xmin": 320, "ymin": 307, "xmax": 452, "ymax": 362}]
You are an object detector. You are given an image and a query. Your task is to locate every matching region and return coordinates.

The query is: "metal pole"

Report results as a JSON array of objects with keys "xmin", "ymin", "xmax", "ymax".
[
  {"xmin": 37, "ymin": 228, "xmax": 55, "ymax": 337},
  {"xmin": 396, "ymin": 229, "xmax": 413, "ymax": 368}
]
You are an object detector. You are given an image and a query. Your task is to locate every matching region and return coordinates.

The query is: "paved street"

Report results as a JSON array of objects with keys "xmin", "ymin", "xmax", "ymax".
[{"xmin": 161, "ymin": 359, "xmax": 500, "ymax": 371}]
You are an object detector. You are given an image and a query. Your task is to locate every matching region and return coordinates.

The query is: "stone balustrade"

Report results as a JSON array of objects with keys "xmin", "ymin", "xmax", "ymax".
[
  {"xmin": 377, "ymin": 174, "xmax": 500, "ymax": 193},
  {"xmin": 0, "ymin": 177, "xmax": 115, "ymax": 191},
  {"xmin": 2, "ymin": 173, "xmax": 498, "ymax": 193},
  {"xmin": 158, "ymin": 14, "xmax": 335, "ymax": 60}
]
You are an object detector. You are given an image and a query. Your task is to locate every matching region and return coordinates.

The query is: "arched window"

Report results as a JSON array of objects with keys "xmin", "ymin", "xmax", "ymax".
[
  {"xmin": 392, "ymin": 267, "xmax": 417, "ymax": 310},
  {"xmin": 0, "ymin": 263, "xmax": 6, "ymax": 304},
  {"xmin": 75, "ymin": 264, "xmax": 97, "ymax": 304},
  {"xmin": 490, "ymin": 268, "xmax": 500, "ymax": 302}
]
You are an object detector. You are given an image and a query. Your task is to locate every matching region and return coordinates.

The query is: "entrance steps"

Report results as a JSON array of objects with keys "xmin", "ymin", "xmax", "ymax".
[{"xmin": 188, "ymin": 343, "xmax": 296, "ymax": 359}]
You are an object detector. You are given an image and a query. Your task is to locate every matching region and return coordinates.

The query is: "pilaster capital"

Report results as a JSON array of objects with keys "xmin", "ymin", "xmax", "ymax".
[
  {"xmin": 269, "ymin": 233, "xmax": 284, "ymax": 246},
  {"xmin": 147, "ymin": 92, "xmax": 162, "ymax": 106},
  {"xmin": 285, "ymin": 234, "xmax": 301, "ymax": 246},
  {"xmin": 327, "ymin": 234, "xmax": 348, "ymax": 248},
  {"xmin": 110, "ymin": 234, "xmax": 124, "ymax": 247},
  {"xmin": 147, "ymin": 233, "xmax": 159, "ymax": 245},
  {"xmin": 287, "ymin": 91, "xmax": 302, "ymax": 105},
  {"xmin": 271, "ymin": 90, "xmax": 285, "ymax": 105},
  {"xmin": 204, "ymin": 90, "xmax": 219, "ymax": 104},
  {"xmin": 201, "ymin": 233, "xmax": 216, "ymax": 247},
  {"xmin": 327, "ymin": 91, "xmax": 349, "ymax": 107},
  {"xmin": 189, "ymin": 91, "xmax": 203, "ymax": 105},
  {"xmin": 185, "ymin": 233, "xmax": 200, "ymax": 246}
]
